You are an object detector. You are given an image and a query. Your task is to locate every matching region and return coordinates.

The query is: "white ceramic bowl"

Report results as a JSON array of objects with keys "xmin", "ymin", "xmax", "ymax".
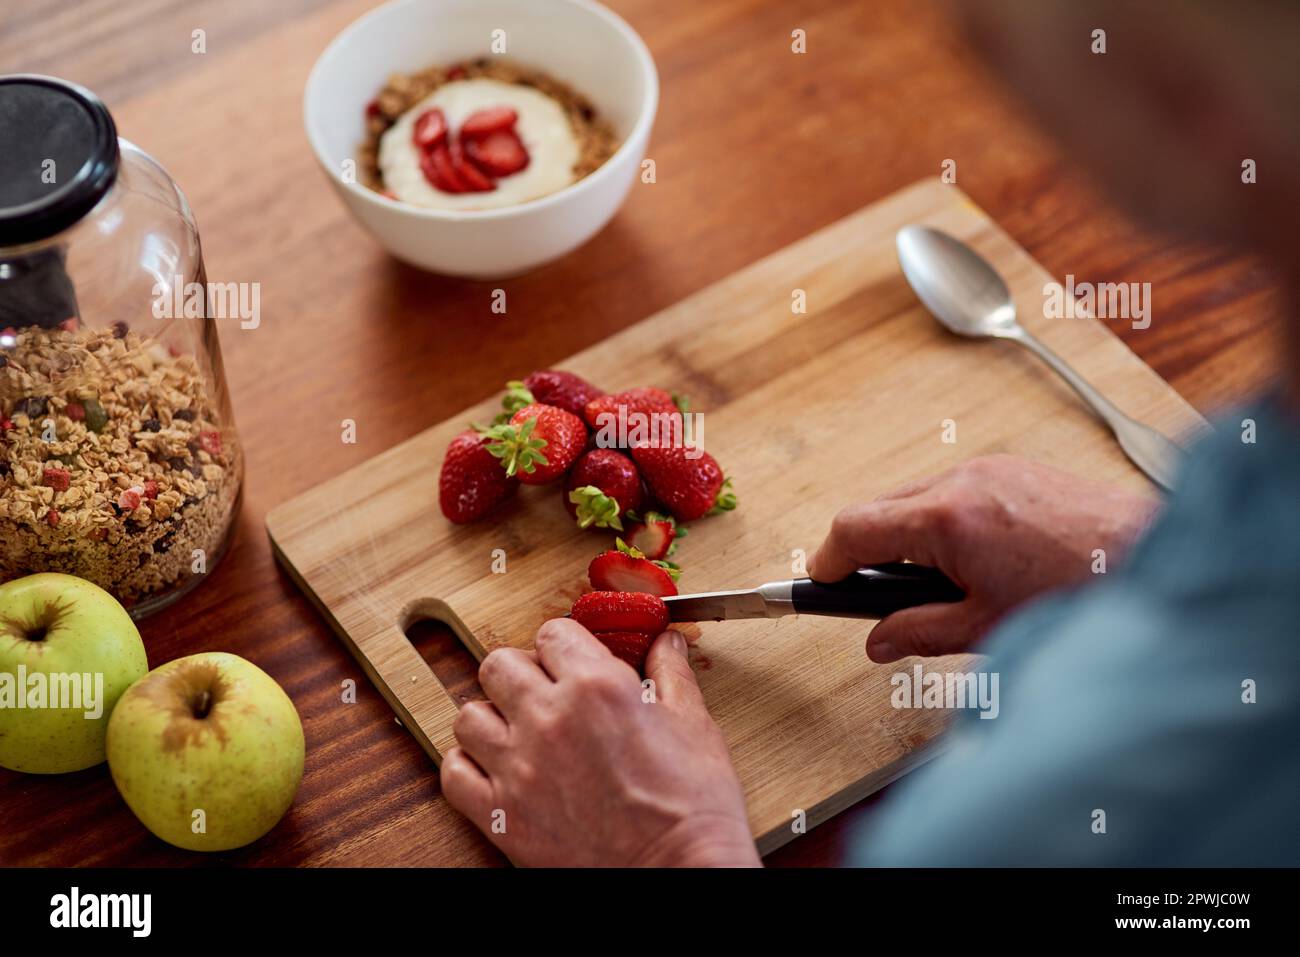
[{"xmin": 304, "ymin": 0, "xmax": 658, "ymax": 279}]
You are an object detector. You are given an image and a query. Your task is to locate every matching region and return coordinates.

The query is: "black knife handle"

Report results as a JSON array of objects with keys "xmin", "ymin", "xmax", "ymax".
[{"xmin": 790, "ymin": 563, "xmax": 963, "ymax": 619}]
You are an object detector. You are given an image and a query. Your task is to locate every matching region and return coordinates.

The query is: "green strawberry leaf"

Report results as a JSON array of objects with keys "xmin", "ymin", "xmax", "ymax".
[
  {"xmin": 482, "ymin": 416, "xmax": 549, "ymax": 477},
  {"xmin": 569, "ymin": 485, "xmax": 623, "ymax": 530},
  {"xmin": 707, "ymin": 476, "xmax": 738, "ymax": 515}
]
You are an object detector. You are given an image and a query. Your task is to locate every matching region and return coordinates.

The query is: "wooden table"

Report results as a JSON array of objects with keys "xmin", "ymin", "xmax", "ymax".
[{"xmin": 0, "ymin": 0, "xmax": 1279, "ymax": 867}]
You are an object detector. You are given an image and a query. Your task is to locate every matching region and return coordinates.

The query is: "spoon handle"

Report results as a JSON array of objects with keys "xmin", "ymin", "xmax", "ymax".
[{"xmin": 1008, "ymin": 329, "xmax": 1182, "ymax": 491}]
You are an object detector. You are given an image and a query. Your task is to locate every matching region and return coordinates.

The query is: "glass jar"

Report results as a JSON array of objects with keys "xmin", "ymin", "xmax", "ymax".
[{"xmin": 0, "ymin": 75, "xmax": 242, "ymax": 618}]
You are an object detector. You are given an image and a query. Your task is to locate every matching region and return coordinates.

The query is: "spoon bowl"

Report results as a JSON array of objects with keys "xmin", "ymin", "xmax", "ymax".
[{"xmin": 896, "ymin": 225, "xmax": 1020, "ymax": 337}]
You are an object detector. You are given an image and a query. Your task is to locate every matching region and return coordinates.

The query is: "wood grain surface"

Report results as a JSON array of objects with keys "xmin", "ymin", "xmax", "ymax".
[{"xmin": 0, "ymin": 0, "xmax": 1280, "ymax": 867}]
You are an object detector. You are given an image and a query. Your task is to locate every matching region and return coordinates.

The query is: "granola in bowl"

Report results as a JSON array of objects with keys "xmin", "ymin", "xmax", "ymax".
[
  {"xmin": 0, "ymin": 324, "xmax": 242, "ymax": 613},
  {"xmin": 359, "ymin": 58, "xmax": 619, "ymax": 211}
]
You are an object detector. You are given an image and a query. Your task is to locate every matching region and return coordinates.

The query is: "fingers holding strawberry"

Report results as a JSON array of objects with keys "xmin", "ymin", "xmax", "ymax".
[{"xmin": 568, "ymin": 591, "xmax": 670, "ymax": 672}]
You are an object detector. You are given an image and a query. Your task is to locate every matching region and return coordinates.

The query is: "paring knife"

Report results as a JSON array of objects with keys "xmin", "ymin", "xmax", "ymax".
[{"xmin": 662, "ymin": 563, "xmax": 963, "ymax": 622}]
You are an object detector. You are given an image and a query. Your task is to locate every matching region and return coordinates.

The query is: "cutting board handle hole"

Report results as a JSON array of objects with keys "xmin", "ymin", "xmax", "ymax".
[{"xmin": 404, "ymin": 615, "xmax": 488, "ymax": 706}]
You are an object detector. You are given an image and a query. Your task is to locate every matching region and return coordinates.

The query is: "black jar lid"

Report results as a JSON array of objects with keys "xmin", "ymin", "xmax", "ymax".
[{"xmin": 0, "ymin": 75, "xmax": 119, "ymax": 247}]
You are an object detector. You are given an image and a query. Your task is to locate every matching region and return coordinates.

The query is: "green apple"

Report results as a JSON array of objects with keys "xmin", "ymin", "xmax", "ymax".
[
  {"xmin": 0, "ymin": 573, "xmax": 148, "ymax": 774},
  {"xmin": 106, "ymin": 651, "xmax": 305, "ymax": 851}
]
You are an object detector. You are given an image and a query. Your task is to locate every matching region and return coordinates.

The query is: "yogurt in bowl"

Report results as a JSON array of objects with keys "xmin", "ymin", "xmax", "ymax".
[
  {"xmin": 303, "ymin": 0, "xmax": 658, "ymax": 279},
  {"xmin": 379, "ymin": 79, "xmax": 580, "ymax": 210}
]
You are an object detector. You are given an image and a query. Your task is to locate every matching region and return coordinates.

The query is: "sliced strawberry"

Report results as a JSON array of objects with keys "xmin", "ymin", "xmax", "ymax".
[
  {"xmin": 593, "ymin": 631, "xmax": 656, "ymax": 671},
  {"xmin": 460, "ymin": 106, "xmax": 518, "ymax": 139},
  {"xmin": 570, "ymin": 590, "xmax": 669, "ymax": 635},
  {"xmin": 439, "ymin": 429, "xmax": 519, "ymax": 523},
  {"xmin": 464, "ymin": 128, "xmax": 530, "ymax": 177},
  {"xmin": 412, "ymin": 108, "xmax": 448, "ymax": 149},
  {"xmin": 625, "ymin": 511, "xmax": 678, "ymax": 561},
  {"xmin": 588, "ymin": 544, "xmax": 679, "ymax": 597},
  {"xmin": 449, "ymin": 138, "xmax": 495, "ymax": 192},
  {"xmin": 421, "ymin": 143, "xmax": 467, "ymax": 193}
]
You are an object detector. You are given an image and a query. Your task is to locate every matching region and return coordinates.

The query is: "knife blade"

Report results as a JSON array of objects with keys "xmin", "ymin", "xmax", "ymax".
[{"xmin": 663, "ymin": 563, "xmax": 963, "ymax": 622}]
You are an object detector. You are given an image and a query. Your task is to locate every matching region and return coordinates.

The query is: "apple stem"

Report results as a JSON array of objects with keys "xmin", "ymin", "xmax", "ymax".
[{"xmin": 193, "ymin": 689, "xmax": 212, "ymax": 719}]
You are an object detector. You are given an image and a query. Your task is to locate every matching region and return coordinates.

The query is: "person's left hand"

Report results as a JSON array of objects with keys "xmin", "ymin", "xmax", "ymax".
[{"xmin": 441, "ymin": 619, "xmax": 761, "ymax": 867}]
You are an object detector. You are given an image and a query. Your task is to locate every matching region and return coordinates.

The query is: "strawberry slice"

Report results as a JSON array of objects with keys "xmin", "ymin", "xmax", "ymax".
[
  {"xmin": 460, "ymin": 106, "xmax": 518, "ymax": 139},
  {"xmin": 412, "ymin": 108, "xmax": 449, "ymax": 149},
  {"xmin": 625, "ymin": 511, "xmax": 679, "ymax": 561},
  {"xmin": 570, "ymin": 591, "xmax": 669, "ymax": 635},
  {"xmin": 464, "ymin": 129, "xmax": 530, "ymax": 177},
  {"xmin": 420, "ymin": 143, "xmax": 467, "ymax": 193},
  {"xmin": 449, "ymin": 138, "xmax": 495, "ymax": 192},
  {"xmin": 593, "ymin": 631, "xmax": 656, "ymax": 671},
  {"xmin": 588, "ymin": 541, "xmax": 680, "ymax": 597}
]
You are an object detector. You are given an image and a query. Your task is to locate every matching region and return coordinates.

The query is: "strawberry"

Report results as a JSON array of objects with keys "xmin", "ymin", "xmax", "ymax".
[
  {"xmin": 483, "ymin": 403, "xmax": 586, "ymax": 485},
  {"xmin": 460, "ymin": 106, "xmax": 518, "ymax": 139},
  {"xmin": 199, "ymin": 430, "xmax": 222, "ymax": 456},
  {"xmin": 45, "ymin": 509, "xmax": 59, "ymax": 528},
  {"xmin": 625, "ymin": 510, "xmax": 679, "ymax": 561},
  {"xmin": 421, "ymin": 143, "xmax": 467, "ymax": 193},
  {"xmin": 564, "ymin": 449, "xmax": 643, "ymax": 529},
  {"xmin": 439, "ymin": 429, "xmax": 519, "ymax": 523},
  {"xmin": 143, "ymin": 480, "xmax": 159, "ymax": 500},
  {"xmin": 412, "ymin": 108, "xmax": 448, "ymax": 149},
  {"xmin": 520, "ymin": 369, "xmax": 605, "ymax": 418},
  {"xmin": 593, "ymin": 631, "xmax": 656, "ymax": 671},
  {"xmin": 583, "ymin": 386, "xmax": 678, "ymax": 432},
  {"xmin": 633, "ymin": 444, "xmax": 736, "ymax": 522},
  {"xmin": 570, "ymin": 590, "xmax": 669, "ymax": 635},
  {"xmin": 449, "ymin": 138, "xmax": 495, "ymax": 192},
  {"xmin": 42, "ymin": 467, "xmax": 71, "ymax": 492},
  {"xmin": 464, "ymin": 128, "xmax": 530, "ymax": 177},
  {"xmin": 118, "ymin": 486, "xmax": 144, "ymax": 512},
  {"xmin": 588, "ymin": 540, "xmax": 680, "ymax": 597}
]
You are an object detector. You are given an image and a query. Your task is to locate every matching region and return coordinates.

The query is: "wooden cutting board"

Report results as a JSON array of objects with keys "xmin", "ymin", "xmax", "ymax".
[{"xmin": 266, "ymin": 179, "xmax": 1205, "ymax": 857}]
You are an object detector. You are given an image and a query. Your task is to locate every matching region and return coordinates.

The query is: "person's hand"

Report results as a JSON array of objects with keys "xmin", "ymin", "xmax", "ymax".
[
  {"xmin": 441, "ymin": 619, "xmax": 760, "ymax": 867},
  {"xmin": 809, "ymin": 455, "xmax": 1160, "ymax": 662}
]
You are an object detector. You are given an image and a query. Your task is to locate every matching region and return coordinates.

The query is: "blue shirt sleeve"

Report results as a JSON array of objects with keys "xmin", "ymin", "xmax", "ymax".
[{"xmin": 850, "ymin": 398, "xmax": 1300, "ymax": 866}]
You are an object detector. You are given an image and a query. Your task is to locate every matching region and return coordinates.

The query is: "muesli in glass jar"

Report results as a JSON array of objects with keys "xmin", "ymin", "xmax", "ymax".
[{"xmin": 0, "ymin": 75, "xmax": 243, "ymax": 617}]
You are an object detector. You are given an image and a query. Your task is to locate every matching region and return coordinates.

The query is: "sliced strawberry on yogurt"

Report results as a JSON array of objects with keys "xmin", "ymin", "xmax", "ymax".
[
  {"xmin": 449, "ymin": 139, "xmax": 496, "ymax": 192},
  {"xmin": 460, "ymin": 106, "xmax": 518, "ymax": 139},
  {"xmin": 412, "ymin": 108, "xmax": 449, "ymax": 149},
  {"xmin": 465, "ymin": 128, "xmax": 530, "ymax": 178},
  {"xmin": 420, "ymin": 143, "xmax": 467, "ymax": 193}
]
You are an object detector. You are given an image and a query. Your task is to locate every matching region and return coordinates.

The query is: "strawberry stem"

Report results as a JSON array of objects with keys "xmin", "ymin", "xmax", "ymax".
[
  {"xmin": 708, "ymin": 477, "xmax": 738, "ymax": 515},
  {"xmin": 482, "ymin": 417, "xmax": 549, "ymax": 477},
  {"xmin": 569, "ymin": 485, "xmax": 623, "ymax": 530}
]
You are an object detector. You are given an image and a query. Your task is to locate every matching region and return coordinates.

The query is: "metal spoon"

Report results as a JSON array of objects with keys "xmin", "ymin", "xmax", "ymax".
[{"xmin": 895, "ymin": 225, "xmax": 1181, "ymax": 490}]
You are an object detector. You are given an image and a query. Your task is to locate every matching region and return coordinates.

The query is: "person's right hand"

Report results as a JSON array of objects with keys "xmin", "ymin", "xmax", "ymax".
[{"xmin": 809, "ymin": 455, "xmax": 1161, "ymax": 663}]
